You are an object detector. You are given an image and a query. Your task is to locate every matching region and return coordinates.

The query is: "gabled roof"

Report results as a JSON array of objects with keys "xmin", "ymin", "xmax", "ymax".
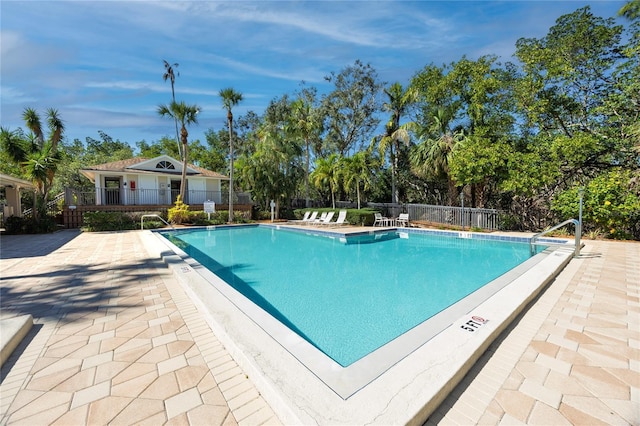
[
  {"xmin": 80, "ymin": 155, "xmax": 229, "ymax": 181},
  {"xmin": 0, "ymin": 173, "xmax": 35, "ymax": 190}
]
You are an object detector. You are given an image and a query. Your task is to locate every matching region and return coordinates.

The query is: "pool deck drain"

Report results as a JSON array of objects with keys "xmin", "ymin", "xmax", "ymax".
[{"xmin": 0, "ymin": 228, "xmax": 638, "ymax": 425}]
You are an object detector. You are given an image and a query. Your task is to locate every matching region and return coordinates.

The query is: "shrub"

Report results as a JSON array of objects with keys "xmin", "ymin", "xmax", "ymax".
[
  {"xmin": 552, "ymin": 169, "xmax": 640, "ymax": 240},
  {"xmin": 3, "ymin": 215, "xmax": 57, "ymax": 234},
  {"xmin": 190, "ymin": 210, "xmax": 227, "ymax": 225},
  {"xmin": 3, "ymin": 216, "xmax": 26, "ymax": 234},
  {"xmin": 168, "ymin": 195, "xmax": 190, "ymax": 225},
  {"xmin": 82, "ymin": 211, "xmax": 137, "ymax": 231}
]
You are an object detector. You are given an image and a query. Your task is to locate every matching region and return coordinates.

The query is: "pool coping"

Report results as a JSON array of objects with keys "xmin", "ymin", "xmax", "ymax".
[{"xmin": 148, "ymin": 225, "xmax": 575, "ymax": 424}]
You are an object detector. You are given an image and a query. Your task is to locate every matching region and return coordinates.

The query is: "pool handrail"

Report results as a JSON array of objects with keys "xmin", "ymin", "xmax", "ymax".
[
  {"xmin": 530, "ymin": 218, "xmax": 581, "ymax": 257},
  {"xmin": 141, "ymin": 214, "xmax": 175, "ymax": 230}
]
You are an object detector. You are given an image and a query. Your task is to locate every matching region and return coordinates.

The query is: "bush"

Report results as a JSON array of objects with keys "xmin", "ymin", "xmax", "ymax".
[
  {"xmin": 552, "ymin": 169, "xmax": 640, "ymax": 240},
  {"xmin": 82, "ymin": 211, "xmax": 138, "ymax": 232},
  {"xmin": 168, "ymin": 196, "xmax": 190, "ymax": 225},
  {"xmin": 190, "ymin": 210, "xmax": 227, "ymax": 225},
  {"xmin": 3, "ymin": 215, "xmax": 57, "ymax": 234},
  {"xmin": 3, "ymin": 216, "xmax": 26, "ymax": 234}
]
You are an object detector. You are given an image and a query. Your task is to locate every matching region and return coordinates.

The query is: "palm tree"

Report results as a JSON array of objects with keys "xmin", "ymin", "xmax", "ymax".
[
  {"xmin": 162, "ymin": 60, "xmax": 181, "ymax": 159},
  {"xmin": 342, "ymin": 151, "xmax": 375, "ymax": 210},
  {"xmin": 311, "ymin": 154, "xmax": 341, "ymax": 209},
  {"xmin": 157, "ymin": 101, "xmax": 200, "ymax": 201},
  {"xmin": 286, "ymin": 93, "xmax": 321, "ymax": 208},
  {"xmin": 219, "ymin": 87, "xmax": 243, "ymax": 222},
  {"xmin": 410, "ymin": 107, "xmax": 466, "ymax": 205},
  {"xmin": 372, "ymin": 82, "xmax": 414, "ymax": 204},
  {"xmin": 0, "ymin": 107, "xmax": 65, "ymax": 221}
]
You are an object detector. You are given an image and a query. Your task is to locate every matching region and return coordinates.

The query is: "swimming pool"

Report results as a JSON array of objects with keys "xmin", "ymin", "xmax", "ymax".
[
  {"xmin": 150, "ymin": 225, "xmax": 573, "ymax": 424},
  {"xmin": 163, "ymin": 226, "xmax": 535, "ymax": 367}
]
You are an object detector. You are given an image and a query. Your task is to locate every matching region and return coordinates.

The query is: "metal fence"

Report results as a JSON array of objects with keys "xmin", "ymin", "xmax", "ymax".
[
  {"xmin": 368, "ymin": 202, "xmax": 502, "ymax": 230},
  {"xmin": 63, "ymin": 187, "xmax": 252, "ymax": 207}
]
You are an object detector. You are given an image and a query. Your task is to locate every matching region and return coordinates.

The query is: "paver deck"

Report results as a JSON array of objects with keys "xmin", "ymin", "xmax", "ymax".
[{"xmin": 0, "ymin": 229, "xmax": 638, "ymax": 425}]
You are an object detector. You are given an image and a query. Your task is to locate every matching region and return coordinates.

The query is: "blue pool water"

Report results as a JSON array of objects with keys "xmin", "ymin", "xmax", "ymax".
[{"xmin": 163, "ymin": 226, "xmax": 533, "ymax": 366}]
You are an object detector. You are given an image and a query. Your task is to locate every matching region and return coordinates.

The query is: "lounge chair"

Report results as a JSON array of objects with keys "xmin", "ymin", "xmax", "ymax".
[
  {"xmin": 373, "ymin": 213, "xmax": 391, "ymax": 227},
  {"xmin": 396, "ymin": 213, "xmax": 410, "ymax": 227},
  {"xmin": 321, "ymin": 210, "xmax": 348, "ymax": 227},
  {"xmin": 297, "ymin": 211, "xmax": 318, "ymax": 224},
  {"xmin": 306, "ymin": 211, "xmax": 326, "ymax": 225},
  {"xmin": 289, "ymin": 211, "xmax": 313, "ymax": 224},
  {"xmin": 313, "ymin": 211, "xmax": 334, "ymax": 226}
]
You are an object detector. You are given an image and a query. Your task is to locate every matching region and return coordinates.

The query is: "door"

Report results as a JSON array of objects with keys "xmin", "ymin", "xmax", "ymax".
[
  {"xmin": 104, "ymin": 177, "xmax": 121, "ymax": 205},
  {"xmin": 171, "ymin": 180, "xmax": 182, "ymax": 204}
]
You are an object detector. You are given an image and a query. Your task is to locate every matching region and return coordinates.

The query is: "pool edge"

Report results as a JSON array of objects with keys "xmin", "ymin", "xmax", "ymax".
[{"xmin": 144, "ymin": 228, "xmax": 575, "ymax": 425}]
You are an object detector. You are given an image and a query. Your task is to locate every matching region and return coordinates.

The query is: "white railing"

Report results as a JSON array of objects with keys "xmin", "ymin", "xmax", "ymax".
[
  {"xmin": 368, "ymin": 203, "xmax": 501, "ymax": 230},
  {"xmin": 63, "ymin": 187, "xmax": 252, "ymax": 207},
  {"xmin": 22, "ymin": 192, "xmax": 65, "ymax": 218}
]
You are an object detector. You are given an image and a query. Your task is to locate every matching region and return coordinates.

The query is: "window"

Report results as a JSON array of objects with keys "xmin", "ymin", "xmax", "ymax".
[{"xmin": 156, "ymin": 161, "xmax": 175, "ymax": 170}]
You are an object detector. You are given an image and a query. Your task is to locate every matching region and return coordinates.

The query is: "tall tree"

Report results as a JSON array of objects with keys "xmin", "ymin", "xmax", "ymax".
[
  {"xmin": 219, "ymin": 87, "xmax": 243, "ymax": 222},
  {"xmin": 162, "ymin": 60, "xmax": 182, "ymax": 159},
  {"xmin": 157, "ymin": 101, "xmax": 200, "ymax": 201},
  {"xmin": 286, "ymin": 87, "xmax": 322, "ymax": 208},
  {"xmin": 342, "ymin": 150, "xmax": 376, "ymax": 210},
  {"xmin": 321, "ymin": 60, "xmax": 383, "ymax": 156},
  {"xmin": 311, "ymin": 154, "xmax": 341, "ymax": 209},
  {"xmin": 372, "ymin": 82, "xmax": 413, "ymax": 204},
  {"xmin": 410, "ymin": 107, "xmax": 466, "ymax": 206},
  {"xmin": 0, "ymin": 108, "xmax": 65, "ymax": 221}
]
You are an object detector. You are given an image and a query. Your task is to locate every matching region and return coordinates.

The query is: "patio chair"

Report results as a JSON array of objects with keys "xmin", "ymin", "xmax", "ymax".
[
  {"xmin": 323, "ymin": 210, "xmax": 348, "ymax": 227},
  {"xmin": 296, "ymin": 211, "xmax": 318, "ymax": 225},
  {"xmin": 396, "ymin": 213, "xmax": 410, "ymax": 227},
  {"xmin": 373, "ymin": 213, "xmax": 391, "ymax": 227},
  {"xmin": 306, "ymin": 211, "xmax": 327, "ymax": 225},
  {"xmin": 313, "ymin": 211, "xmax": 335, "ymax": 226},
  {"xmin": 289, "ymin": 210, "xmax": 312, "ymax": 224}
]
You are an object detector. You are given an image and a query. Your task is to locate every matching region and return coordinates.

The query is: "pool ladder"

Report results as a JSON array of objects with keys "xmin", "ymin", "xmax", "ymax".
[{"xmin": 530, "ymin": 218, "xmax": 582, "ymax": 257}]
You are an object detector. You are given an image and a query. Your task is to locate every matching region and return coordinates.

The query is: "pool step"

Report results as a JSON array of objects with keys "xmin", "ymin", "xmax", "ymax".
[{"xmin": 0, "ymin": 314, "xmax": 33, "ymax": 367}]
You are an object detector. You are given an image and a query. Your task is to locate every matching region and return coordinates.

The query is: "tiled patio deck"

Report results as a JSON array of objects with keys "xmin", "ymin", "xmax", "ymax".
[{"xmin": 0, "ymin": 229, "xmax": 638, "ymax": 425}]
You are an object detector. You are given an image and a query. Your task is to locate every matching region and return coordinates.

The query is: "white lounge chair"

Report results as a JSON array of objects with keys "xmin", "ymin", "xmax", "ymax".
[
  {"xmin": 298, "ymin": 211, "xmax": 318, "ymax": 224},
  {"xmin": 289, "ymin": 211, "xmax": 312, "ymax": 224},
  {"xmin": 306, "ymin": 211, "xmax": 326, "ymax": 225},
  {"xmin": 313, "ymin": 211, "xmax": 335, "ymax": 226},
  {"xmin": 322, "ymin": 210, "xmax": 348, "ymax": 227}
]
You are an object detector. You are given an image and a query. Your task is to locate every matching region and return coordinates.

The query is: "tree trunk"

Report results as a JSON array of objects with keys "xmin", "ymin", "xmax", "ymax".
[{"xmin": 228, "ymin": 115, "xmax": 234, "ymax": 223}]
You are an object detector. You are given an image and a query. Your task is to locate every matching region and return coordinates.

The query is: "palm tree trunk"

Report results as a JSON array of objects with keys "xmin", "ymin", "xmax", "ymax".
[
  {"xmin": 391, "ymin": 142, "xmax": 398, "ymax": 204},
  {"xmin": 180, "ymin": 127, "xmax": 188, "ymax": 201},
  {"xmin": 228, "ymin": 116, "xmax": 234, "ymax": 223},
  {"xmin": 305, "ymin": 138, "xmax": 310, "ymax": 208}
]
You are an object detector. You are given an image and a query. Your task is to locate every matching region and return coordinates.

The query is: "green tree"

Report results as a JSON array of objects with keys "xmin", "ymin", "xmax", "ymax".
[
  {"xmin": 321, "ymin": 60, "xmax": 383, "ymax": 156},
  {"xmin": 409, "ymin": 107, "xmax": 466, "ymax": 206},
  {"xmin": 157, "ymin": 101, "xmax": 200, "ymax": 200},
  {"xmin": 286, "ymin": 87, "xmax": 322, "ymax": 208},
  {"xmin": 372, "ymin": 82, "xmax": 413, "ymax": 204},
  {"xmin": 1, "ymin": 108, "xmax": 65, "ymax": 222},
  {"xmin": 311, "ymin": 154, "xmax": 341, "ymax": 209},
  {"xmin": 1, "ymin": 108, "xmax": 65, "ymax": 221},
  {"xmin": 136, "ymin": 136, "xmax": 180, "ymax": 159},
  {"xmin": 162, "ymin": 60, "xmax": 182, "ymax": 159},
  {"xmin": 219, "ymin": 87, "xmax": 243, "ymax": 222},
  {"xmin": 342, "ymin": 150, "xmax": 376, "ymax": 210}
]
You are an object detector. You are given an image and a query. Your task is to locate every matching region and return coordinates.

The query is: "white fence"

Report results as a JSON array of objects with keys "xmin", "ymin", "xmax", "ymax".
[
  {"xmin": 367, "ymin": 202, "xmax": 502, "ymax": 230},
  {"xmin": 64, "ymin": 187, "xmax": 252, "ymax": 207}
]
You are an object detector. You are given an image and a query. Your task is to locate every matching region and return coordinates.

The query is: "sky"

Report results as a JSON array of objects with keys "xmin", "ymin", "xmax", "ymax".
[{"xmin": 0, "ymin": 0, "xmax": 627, "ymax": 150}]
